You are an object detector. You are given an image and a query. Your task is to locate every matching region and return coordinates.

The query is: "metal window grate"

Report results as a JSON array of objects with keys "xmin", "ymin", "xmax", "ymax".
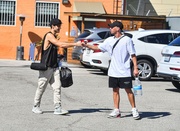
[
  {"xmin": 0, "ymin": 0, "xmax": 16, "ymax": 25},
  {"xmin": 35, "ymin": 2, "xmax": 59, "ymax": 27}
]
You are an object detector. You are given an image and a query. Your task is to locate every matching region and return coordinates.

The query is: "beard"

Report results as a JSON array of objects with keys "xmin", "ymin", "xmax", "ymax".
[{"xmin": 55, "ymin": 29, "xmax": 60, "ymax": 33}]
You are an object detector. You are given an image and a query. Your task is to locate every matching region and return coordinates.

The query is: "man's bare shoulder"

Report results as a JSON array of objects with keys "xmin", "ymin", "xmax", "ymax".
[{"xmin": 46, "ymin": 32, "xmax": 54, "ymax": 39}]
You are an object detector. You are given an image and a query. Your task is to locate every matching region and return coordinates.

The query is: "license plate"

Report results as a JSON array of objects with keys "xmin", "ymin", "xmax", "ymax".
[{"xmin": 164, "ymin": 56, "xmax": 170, "ymax": 62}]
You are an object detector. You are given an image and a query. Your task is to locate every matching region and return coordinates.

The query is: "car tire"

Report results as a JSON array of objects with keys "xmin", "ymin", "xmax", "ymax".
[
  {"xmin": 172, "ymin": 81, "xmax": 180, "ymax": 90},
  {"xmin": 100, "ymin": 69, "xmax": 108, "ymax": 74},
  {"xmin": 136, "ymin": 59, "xmax": 154, "ymax": 81}
]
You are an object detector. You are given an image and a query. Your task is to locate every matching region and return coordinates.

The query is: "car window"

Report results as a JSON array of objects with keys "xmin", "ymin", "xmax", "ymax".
[
  {"xmin": 77, "ymin": 30, "xmax": 91, "ymax": 38},
  {"xmin": 124, "ymin": 33, "xmax": 133, "ymax": 38},
  {"xmin": 104, "ymin": 31, "xmax": 113, "ymax": 39},
  {"xmin": 173, "ymin": 33, "xmax": 180, "ymax": 39},
  {"xmin": 169, "ymin": 36, "xmax": 180, "ymax": 46},
  {"xmin": 98, "ymin": 31, "xmax": 109, "ymax": 39},
  {"xmin": 138, "ymin": 33, "xmax": 174, "ymax": 45}
]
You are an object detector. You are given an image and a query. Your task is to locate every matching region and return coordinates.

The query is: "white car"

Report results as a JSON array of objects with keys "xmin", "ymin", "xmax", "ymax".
[
  {"xmin": 88, "ymin": 29, "xmax": 180, "ymax": 81},
  {"xmin": 157, "ymin": 36, "xmax": 180, "ymax": 90},
  {"xmin": 72, "ymin": 28, "xmax": 112, "ymax": 66},
  {"xmin": 81, "ymin": 39, "xmax": 105, "ymax": 68}
]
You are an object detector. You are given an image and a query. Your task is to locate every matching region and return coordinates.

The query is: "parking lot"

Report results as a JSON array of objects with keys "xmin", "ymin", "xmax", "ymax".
[{"xmin": 0, "ymin": 59, "xmax": 180, "ymax": 131}]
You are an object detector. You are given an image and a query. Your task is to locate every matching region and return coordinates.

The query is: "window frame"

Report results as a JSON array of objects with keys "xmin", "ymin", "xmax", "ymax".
[
  {"xmin": 35, "ymin": 1, "xmax": 60, "ymax": 27},
  {"xmin": 138, "ymin": 33, "xmax": 176, "ymax": 45},
  {"xmin": 0, "ymin": 0, "xmax": 16, "ymax": 26},
  {"xmin": 169, "ymin": 36, "xmax": 180, "ymax": 46}
]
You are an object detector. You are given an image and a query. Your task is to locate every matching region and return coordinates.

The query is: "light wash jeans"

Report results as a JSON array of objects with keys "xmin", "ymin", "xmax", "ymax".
[{"xmin": 33, "ymin": 67, "xmax": 61, "ymax": 107}]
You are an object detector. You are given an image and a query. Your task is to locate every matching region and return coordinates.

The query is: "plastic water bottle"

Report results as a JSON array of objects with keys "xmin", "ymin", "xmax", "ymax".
[
  {"xmin": 58, "ymin": 60, "xmax": 62, "ymax": 68},
  {"xmin": 133, "ymin": 77, "xmax": 142, "ymax": 96}
]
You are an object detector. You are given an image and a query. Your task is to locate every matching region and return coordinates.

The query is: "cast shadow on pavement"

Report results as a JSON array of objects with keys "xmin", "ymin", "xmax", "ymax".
[
  {"xmin": 121, "ymin": 111, "xmax": 171, "ymax": 119},
  {"xmin": 42, "ymin": 110, "xmax": 171, "ymax": 119},
  {"xmin": 69, "ymin": 108, "xmax": 112, "ymax": 114},
  {"xmin": 86, "ymin": 69, "xmax": 107, "ymax": 76},
  {"xmin": 43, "ymin": 108, "xmax": 111, "ymax": 114},
  {"xmin": 166, "ymin": 88, "xmax": 180, "ymax": 93}
]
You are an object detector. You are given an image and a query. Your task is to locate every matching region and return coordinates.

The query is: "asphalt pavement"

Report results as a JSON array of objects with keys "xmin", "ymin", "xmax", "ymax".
[{"xmin": 0, "ymin": 59, "xmax": 180, "ymax": 131}]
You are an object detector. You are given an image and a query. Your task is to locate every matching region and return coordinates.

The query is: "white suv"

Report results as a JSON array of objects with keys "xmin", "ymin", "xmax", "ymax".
[
  {"xmin": 87, "ymin": 29, "xmax": 180, "ymax": 81},
  {"xmin": 157, "ymin": 36, "xmax": 180, "ymax": 90}
]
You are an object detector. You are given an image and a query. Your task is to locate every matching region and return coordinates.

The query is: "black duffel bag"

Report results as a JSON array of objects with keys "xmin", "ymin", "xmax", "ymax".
[
  {"xmin": 30, "ymin": 62, "xmax": 48, "ymax": 71},
  {"xmin": 60, "ymin": 66, "xmax": 73, "ymax": 88},
  {"xmin": 30, "ymin": 32, "xmax": 52, "ymax": 71}
]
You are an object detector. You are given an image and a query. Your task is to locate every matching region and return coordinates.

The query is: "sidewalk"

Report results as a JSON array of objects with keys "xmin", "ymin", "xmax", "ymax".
[{"xmin": 0, "ymin": 59, "xmax": 80, "ymax": 68}]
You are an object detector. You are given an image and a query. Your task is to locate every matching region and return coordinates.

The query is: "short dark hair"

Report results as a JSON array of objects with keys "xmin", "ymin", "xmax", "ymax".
[
  {"xmin": 108, "ymin": 21, "xmax": 123, "ymax": 30},
  {"xmin": 49, "ymin": 18, "xmax": 62, "ymax": 27}
]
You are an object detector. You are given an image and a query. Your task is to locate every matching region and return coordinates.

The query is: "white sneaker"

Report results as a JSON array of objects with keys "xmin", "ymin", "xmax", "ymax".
[
  {"xmin": 108, "ymin": 109, "xmax": 120, "ymax": 118},
  {"xmin": 32, "ymin": 106, "xmax": 43, "ymax": 114},
  {"xmin": 54, "ymin": 107, "xmax": 69, "ymax": 115},
  {"xmin": 132, "ymin": 108, "xmax": 140, "ymax": 120}
]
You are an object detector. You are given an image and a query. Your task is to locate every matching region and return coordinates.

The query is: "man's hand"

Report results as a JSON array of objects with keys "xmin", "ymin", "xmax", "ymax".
[
  {"xmin": 133, "ymin": 68, "xmax": 139, "ymax": 77},
  {"xmin": 82, "ymin": 42, "xmax": 88, "ymax": 47},
  {"xmin": 76, "ymin": 41, "xmax": 82, "ymax": 46},
  {"xmin": 82, "ymin": 42, "xmax": 100, "ymax": 51}
]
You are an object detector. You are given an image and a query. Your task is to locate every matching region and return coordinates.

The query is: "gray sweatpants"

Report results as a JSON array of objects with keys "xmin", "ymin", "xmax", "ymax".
[{"xmin": 33, "ymin": 67, "xmax": 61, "ymax": 107}]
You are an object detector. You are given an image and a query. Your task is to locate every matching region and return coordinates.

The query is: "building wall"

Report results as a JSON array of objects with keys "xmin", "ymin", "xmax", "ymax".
[
  {"xmin": 0, "ymin": 0, "xmax": 115, "ymax": 60},
  {"xmin": 147, "ymin": 0, "xmax": 180, "ymax": 16},
  {"xmin": 124, "ymin": 0, "xmax": 180, "ymax": 16},
  {"xmin": 166, "ymin": 17, "xmax": 180, "ymax": 30}
]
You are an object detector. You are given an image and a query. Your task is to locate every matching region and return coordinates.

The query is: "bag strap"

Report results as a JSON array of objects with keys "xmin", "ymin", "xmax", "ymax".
[
  {"xmin": 107, "ymin": 35, "xmax": 125, "ymax": 69},
  {"xmin": 112, "ymin": 35, "xmax": 125, "ymax": 54},
  {"xmin": 41, "ymin": 32, "xmax": 53, "ymax": 63},
  {"xmin": 41, "ymin": 32, "xmax": 52, "ymax": 58}
]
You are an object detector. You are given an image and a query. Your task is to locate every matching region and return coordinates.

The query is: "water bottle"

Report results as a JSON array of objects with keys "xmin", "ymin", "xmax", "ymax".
[
  {"xmin": 133, "ymin": 77, "xmax": 142, "ymax": 96},
  {"xmin": 58, "ymin": 60, "xmax": 62, "ymax": 68}
]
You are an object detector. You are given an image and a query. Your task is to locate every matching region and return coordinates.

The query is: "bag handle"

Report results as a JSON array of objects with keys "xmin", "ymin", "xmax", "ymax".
[{"xmin": 61, "ymin": 59, "xmax": 69, "ymax": 67}]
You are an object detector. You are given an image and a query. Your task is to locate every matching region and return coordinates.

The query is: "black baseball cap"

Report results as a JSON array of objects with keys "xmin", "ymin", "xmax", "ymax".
[
  {"xmin": 108, "ymin": 21, "xmax": 123, "ymax": 30},
  {"xmin": 49, "ymin": 18, "xmax": 62, "ymax": 26}
]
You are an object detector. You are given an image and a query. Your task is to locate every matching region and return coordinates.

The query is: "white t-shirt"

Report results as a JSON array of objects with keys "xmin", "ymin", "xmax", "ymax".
[{"xmin": 98, "ymin": 35, "xmax": 136, "ymax": 77}]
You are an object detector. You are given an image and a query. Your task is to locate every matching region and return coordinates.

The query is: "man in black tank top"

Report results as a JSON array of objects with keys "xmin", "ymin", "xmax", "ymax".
[{"xmin": 32, "ymin": 18, "xmax": 82, "ymax": 115}]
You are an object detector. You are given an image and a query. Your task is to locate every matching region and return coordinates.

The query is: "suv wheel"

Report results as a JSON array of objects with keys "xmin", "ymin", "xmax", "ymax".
[
  {"xmin": 172, "ymin": 81, "xmax": 180, "ymax": 90},
  {"xmin": 137, "ymin": 59, "xmax": 154, "ymax": 81},
  {"xmin": 100, "ymin": 69, "xmax": 108, "ymax": 74}
]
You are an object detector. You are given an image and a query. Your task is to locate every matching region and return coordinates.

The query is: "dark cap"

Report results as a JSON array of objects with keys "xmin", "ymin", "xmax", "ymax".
[
  {"xmin": 49, "ymin": 18, "xmax": 62, "ymax": 26},
  {"xmin": 108, "ymin": 21, "xmax": 123, "ymax": 30}
]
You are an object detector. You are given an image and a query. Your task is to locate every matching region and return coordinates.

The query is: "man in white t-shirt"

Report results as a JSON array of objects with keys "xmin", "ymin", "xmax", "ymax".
[{"xmin": 82, "ymin": 21, "xmax": 140, "ymax": 120}]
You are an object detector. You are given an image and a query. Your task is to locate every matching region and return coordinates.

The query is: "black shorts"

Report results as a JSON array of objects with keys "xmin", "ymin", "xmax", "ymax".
[{"xmin": 109, "ymin": 77, "xmax": 132, "ymax": 88}]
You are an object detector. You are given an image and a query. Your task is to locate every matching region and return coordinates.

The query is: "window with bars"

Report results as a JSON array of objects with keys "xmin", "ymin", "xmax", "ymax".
[
  {"xmin": 0, "ymin": 0, "xmax": 16, "ymax": 25},
  {"xmin": 35, "ymin": 2, "xmax": 59, "ymax": 27}
]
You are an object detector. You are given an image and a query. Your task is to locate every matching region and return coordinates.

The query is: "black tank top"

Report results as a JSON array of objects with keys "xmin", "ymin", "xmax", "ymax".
[{"xmin": 41, "ymin": 32, "xmax": 58, "ymax": 68}]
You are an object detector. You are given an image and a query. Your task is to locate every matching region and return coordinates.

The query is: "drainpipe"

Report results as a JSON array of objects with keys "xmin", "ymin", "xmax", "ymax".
[{"xmin": 121, "ymin": 0, "xmax": 124, "ymax": 15}]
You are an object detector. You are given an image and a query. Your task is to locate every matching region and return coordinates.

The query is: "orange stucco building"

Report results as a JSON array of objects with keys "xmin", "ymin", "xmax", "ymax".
[
  {"xmin": 0, "ymin": 0, "xmax": 166, "ymax": 62},
  {"xmin": 0, "ymin": 0, "xmax": 115, "ymax": 61}
]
